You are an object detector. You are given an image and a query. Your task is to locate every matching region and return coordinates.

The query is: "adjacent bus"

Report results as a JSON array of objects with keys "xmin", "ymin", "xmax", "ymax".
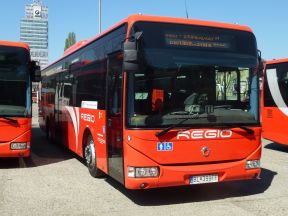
[
  {"xmin": 39, "ymin": 15, "xmax": 262, "ymax": 189},
  {"xmin": 0, "ymin": 41, "xmax": 40, "ymax": 157},
  {"xmin": 262, "ymin": 58, "xmax": 288, "ymax": 145}
]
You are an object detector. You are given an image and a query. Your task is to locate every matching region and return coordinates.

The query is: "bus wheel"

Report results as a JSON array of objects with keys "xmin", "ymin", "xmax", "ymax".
[{"xmin": 84, "ymin": 135, "xmax": 103, "ymax": 178}]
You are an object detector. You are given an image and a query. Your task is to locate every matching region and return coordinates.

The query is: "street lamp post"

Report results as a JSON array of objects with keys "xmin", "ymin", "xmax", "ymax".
[{"xmin": 99, "ymin": 0, "xmax": 102, "ymax": 33}]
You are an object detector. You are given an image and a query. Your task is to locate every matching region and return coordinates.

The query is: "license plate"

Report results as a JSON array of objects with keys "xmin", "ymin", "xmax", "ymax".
[{"xmin": 190, "ymin": 174, "xmax": 218, "ymax": 185}]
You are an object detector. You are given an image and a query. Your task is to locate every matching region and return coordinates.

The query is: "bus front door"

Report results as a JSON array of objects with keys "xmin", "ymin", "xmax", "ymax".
[{"xmin": 106, "ymin": 53, "xmax": 124, "ymax": 184}]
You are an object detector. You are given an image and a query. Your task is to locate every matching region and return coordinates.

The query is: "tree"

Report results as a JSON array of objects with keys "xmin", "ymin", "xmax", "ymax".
[{"xmin": 64, "ymin": 32, "xmax": 76, "ymax": 51}]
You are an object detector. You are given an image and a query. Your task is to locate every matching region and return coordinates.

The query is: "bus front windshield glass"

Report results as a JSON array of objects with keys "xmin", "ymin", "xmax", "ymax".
[
  {"xmin": 0, "ymin": 46, "xmax": 30, "ymax": 117},
  {"xmin": 126, "ymin": 22, "xmax": 260, "ymax": 128}
]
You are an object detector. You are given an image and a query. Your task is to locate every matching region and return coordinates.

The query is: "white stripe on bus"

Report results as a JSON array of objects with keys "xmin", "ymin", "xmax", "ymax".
[
  {"xmin": 266, "ymin": 68, "xmax": 288, "ymax": 116},
  {"xmin": 65, "ymin": 106, "xmax": 79, "ymax": 151}
]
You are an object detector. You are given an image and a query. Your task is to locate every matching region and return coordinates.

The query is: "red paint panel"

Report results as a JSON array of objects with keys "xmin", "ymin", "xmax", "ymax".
[
  {"xmin": 123, "ymin": 140, "xmax": 261, "ymax": 189},
  {"xmin": 77, "ymin": 108, "xmax": 108, "ymax": 174},
  {"xmin": 262, "ymin": 107, "xmax": 288, "ymax": 145},
  {"xmin": 0, "ymin": 118, "xmax": 31, "ymax": 157},
  {"xmin": 124, "ymin": 128, "xmax": 261, "ymax": 165}
]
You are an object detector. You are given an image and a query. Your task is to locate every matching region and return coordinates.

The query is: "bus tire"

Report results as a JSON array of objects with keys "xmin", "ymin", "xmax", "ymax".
[{"xmin": 84, "ymin": 135, "xmax": 103, "ymax": 178}]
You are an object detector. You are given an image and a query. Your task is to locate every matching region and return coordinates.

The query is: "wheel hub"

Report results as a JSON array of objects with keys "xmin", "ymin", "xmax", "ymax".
[{"xmin": 85, "ymin": 146, "xmax": 92, "ymax": 165}]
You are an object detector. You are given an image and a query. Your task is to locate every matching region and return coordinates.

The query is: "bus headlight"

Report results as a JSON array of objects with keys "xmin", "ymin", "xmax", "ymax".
[
  {"xmin": 10, "ymin": 142, "xmax": 27, "ymax": 150},
  {"xmin": 127, "ymin": 166, "xmax": 159, "ymax": 178},
  {"xmin": 246, "ymin": 160, "xmax": 260, "ymax": 169}
]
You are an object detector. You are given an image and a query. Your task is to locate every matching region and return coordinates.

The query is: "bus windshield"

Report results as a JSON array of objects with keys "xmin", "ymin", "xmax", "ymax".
[
  {"xmin": 0, "ymin": 46, "xmax": 30, "ymax": 117},
  {"xmin": 126, "ymin": 22, "xmax": 259, "ymax": 128}
]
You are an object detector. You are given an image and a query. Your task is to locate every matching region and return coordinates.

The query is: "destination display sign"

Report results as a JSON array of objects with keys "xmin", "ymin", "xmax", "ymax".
[{"xmin": 165, "ymin": 32, "xmax": 234, "ymax": 50}]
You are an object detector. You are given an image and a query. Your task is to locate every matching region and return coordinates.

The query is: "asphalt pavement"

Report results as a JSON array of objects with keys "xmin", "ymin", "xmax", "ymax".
[{"xmin": 0, "ymin": 104, "xmax": 287, "ymax": 216}]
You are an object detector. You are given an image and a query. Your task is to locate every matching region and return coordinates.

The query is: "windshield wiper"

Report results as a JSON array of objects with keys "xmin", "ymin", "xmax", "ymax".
[
  {"xmin": 0, "ymin": 117, "xmax": 18, "ymax": 124},
  {"xmin": 214, "ymin": 105, "xmax": 232, "ymax": 109},
  {"xmin": 238, "ymin": 126, "xmax": 254, "ymax": 134},
  {"xmin": 169, "ymin": 111, "xmax": 191, "ymax": 115},
  {"xmin": 155, "ymin": 114, "xmax": 199, "ymax": 137}
]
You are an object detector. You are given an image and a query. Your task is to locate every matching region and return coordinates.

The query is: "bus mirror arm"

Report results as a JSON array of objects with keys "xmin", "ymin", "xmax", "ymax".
[
  {"xmin": 31, "ymin": 60, "xmax": 41, "ymax": 82},
  {"xmin": 123, "ymin": 41, "xmax": 139, "ymax": 72},
  {"xmin": 258, "ymin": 50, "xmax": 264, "ymax": 75},
  {"xmin": 259, "ymin": 61, "xmax": 264, "ymax": 76}
]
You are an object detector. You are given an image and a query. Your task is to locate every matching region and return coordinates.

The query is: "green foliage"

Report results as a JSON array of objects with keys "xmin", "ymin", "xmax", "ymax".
[{"xmin": 64, "ymin": 32, "xmax": 76, "ymax": 51}]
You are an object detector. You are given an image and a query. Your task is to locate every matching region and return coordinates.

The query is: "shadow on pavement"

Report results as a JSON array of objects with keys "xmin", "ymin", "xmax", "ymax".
[
  {"xmin": 264, "ymin": 142, "xmax": 288, "ymax": 153},
  {"xmin": 105, "ymin": 168, "xmax": 277, "ymax": 206},
  {"xmin": 0, "ymin": 127, "xmax": 73, "ymax": 169}
]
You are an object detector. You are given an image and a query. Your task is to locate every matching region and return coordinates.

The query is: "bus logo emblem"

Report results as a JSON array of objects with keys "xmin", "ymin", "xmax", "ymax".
[
  {"xmin": 201, "ymin": 146, "xmax": 210, "ymax": 157},
  {"xmin": 177, "ymin": 129, "xmax": 232, "ymax": 140}
]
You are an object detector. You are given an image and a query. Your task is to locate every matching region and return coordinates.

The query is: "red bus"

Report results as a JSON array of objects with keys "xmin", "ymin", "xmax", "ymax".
[
  {"xmin": 0, "ymin": 41, "xmax": 40, "ymax": 157},
  {"xmin": 39, "ymin": 15, "xmax": 262, "ymax": 189},
  {"xmin": 262, "ymin": 58, "xmax": 288, "ymax": 144}
]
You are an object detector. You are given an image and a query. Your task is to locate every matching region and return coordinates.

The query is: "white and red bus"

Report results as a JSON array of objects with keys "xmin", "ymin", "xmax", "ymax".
[
  {"xmin": 262, "ymin": 58, "xmax": 288, "ymax": 144},
  {"xmin": 39, "ymin": 15, "xmax": 262, "ymax": 189},
  {"xmin": 0, "ymin": 41, "xmax": 40, "ymax": 157}
]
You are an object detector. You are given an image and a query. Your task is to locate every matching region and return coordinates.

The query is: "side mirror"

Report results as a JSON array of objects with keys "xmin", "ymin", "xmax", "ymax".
[
  {"xmin": 123, "ymin": 41, "xmax": 139, "ymax": 72},
  {"xmin": 31, "ymin": 61, "xmax": 41, "ymax": 82},
  {"xmin": 259, "ymin": 60, "xmax": 264, "ymax": 73}
]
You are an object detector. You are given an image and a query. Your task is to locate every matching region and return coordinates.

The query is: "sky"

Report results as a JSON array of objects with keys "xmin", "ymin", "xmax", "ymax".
[{"xmin": 0, "ymin": 0, "xmax": 287, "ymax": 63}]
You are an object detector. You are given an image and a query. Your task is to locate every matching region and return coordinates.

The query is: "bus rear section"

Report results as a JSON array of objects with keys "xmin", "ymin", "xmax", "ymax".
[
  {"xmin": 0, "ymin": 41, "xmax": 39, "ymax": 157},
  {"xmin": 40, "ymin": 15, "xmax": 262, "ymax": 189},
  {"xmin": 262, "ymin": 58, "xmax": 288, "ymax": 145}
]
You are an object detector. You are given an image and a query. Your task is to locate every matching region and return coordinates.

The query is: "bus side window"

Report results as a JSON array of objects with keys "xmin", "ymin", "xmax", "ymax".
[{"xmin": 108, "ymin": 72, "xmax": 122, "ymax": 115}]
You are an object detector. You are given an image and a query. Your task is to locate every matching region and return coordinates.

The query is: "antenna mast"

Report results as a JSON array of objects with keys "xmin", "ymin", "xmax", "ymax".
[
  {"xmin": 99, "ymin": 0, "xmax": 102, "ymax": 33},
  {"xmin": 185, "ymin": 0, "xmax": 189, "ymax": 19}
]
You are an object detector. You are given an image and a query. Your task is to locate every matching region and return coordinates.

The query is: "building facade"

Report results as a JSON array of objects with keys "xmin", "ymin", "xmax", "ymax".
[{"xmin": 20, "ymin": 0, "xmax": 48, "ymax": 69}]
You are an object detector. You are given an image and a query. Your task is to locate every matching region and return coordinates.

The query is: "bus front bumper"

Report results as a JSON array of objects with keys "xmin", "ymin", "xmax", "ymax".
[
  {"xmin": 0, "ymin": 141, "xmax": 30, "ymax": 157},
  {"xmin": 124, "ymin": 145, "xmax": 261, "ymax": 189}
]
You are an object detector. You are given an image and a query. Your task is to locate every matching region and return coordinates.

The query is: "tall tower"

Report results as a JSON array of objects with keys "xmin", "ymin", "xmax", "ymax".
[{"xmin": 20, "ymin": 0, "xmax": 48, "ymax": 69}]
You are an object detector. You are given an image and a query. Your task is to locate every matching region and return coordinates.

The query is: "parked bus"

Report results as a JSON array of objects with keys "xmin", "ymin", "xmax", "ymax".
[
  {"xmin": 39, "ymin": 15, "xmax": 262, "ymax": 189},
  {"xmin": 262, "ymin": 58, "xmax": 288, "ymax": 145},
  {"xmin": 0, "ymin": 41, "xmax": 40, "ymax": 157}
]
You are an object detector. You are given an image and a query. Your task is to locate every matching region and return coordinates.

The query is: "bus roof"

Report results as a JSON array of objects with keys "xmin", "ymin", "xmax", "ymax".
[
  {"xmin": 64, "ymin": 40, "xmax": 88, "ymax": 56},
  {"xmin": 45, "ymin": 14, "xmax": 254, "ymax": 70},
  {"xmin": 126, "ymin": 14, "xmax": 253, "ymax": 33},
  {"xmin": 0, "ymin": 40, "xmax": 29, "ymax": 51},
  {"xmin": 265, "ymin": 58, "xmax": 288, "ymax": 65}
]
